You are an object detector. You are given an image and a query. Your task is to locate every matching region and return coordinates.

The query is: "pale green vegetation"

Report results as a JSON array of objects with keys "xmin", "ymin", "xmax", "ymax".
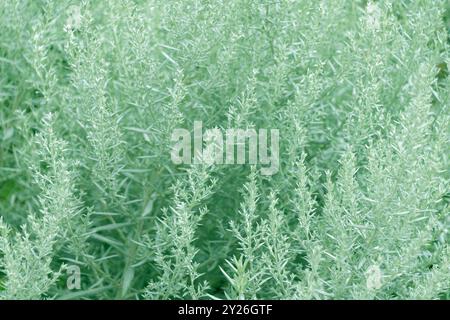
[{"xmin": 0, "ymin": 0, "xmax": 449, "ymax": 299}]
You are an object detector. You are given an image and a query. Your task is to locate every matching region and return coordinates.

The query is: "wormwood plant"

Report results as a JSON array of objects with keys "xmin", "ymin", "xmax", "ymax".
[{"xmin": 0, "ymin": 0, "xmax": 449, "ymax": 299}]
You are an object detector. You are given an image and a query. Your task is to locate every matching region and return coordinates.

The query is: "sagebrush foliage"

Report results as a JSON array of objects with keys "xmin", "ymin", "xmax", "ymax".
[{"xmin": 0, "ymin": 0, "xmax": 449, "ymax": 300}]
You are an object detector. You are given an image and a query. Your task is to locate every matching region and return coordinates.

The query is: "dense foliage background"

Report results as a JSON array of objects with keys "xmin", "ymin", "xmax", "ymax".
[{"xmin": 0, "ymin": 0, "xmax": 449, "ymax": 299}]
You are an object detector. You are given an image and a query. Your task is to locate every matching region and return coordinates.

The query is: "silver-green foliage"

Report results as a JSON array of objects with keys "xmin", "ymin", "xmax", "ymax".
[{"xmin": 0, "ymin": 0, "xmax": 449, "ymax": 299}]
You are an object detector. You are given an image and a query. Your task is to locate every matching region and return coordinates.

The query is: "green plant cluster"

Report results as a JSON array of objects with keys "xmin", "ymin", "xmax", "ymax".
[{"xmin": 0, "ymin": 0, "xmax": 449, "ymax": 299}]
